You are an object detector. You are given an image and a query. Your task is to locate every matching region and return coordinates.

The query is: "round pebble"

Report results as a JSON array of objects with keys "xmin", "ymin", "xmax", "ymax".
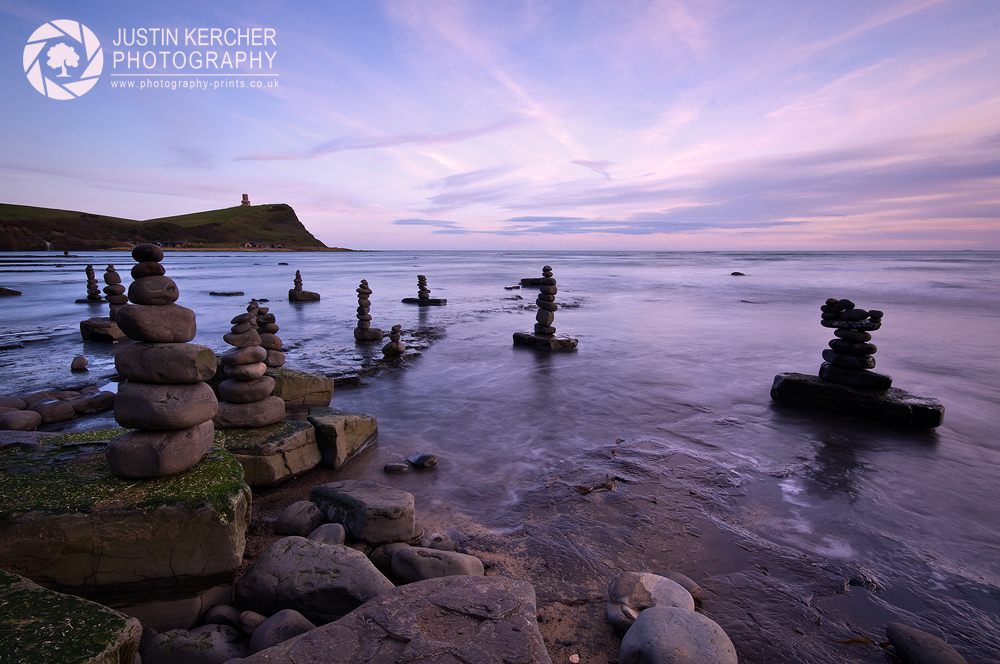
[{"xmin": 70, "ymin": 355, "xmax": 88, "ymax": 371}]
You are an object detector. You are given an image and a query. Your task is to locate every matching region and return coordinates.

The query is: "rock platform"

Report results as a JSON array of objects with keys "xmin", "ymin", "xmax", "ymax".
[
  {"xmin": 0, "ymin": 431, "xmax": 250, "ymax": 631},
  {"xmin": 216, "ymin": 420, "xmax": 321, "ymax": 486},
  {"xmin": 266, "ymin": 367, "xmax": 335, "ymax": 412},
  {"xmin": 401, "ymin": 297, "xmax": 446, "ymax": 305},
  {"xmin": 513, "ymin": 332, "xmax": 579, "ymax": 350},
  {"xmin": 770, "ymin": 372, "xmax": 945, "ymax": 428},
  {"xmin": 1, "ymin": 569, "xmax": 142, "ymax": 664},
  {"xmin": 307, "ymin": 406, "xmax": 378, "ymax": 469}
]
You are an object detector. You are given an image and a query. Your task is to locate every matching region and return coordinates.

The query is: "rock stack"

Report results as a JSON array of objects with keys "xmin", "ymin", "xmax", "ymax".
[
  {"xmin": 402, "ymin": 275, "xmax": 446, "ymax": 305},
  {"xmin": 107, "ymin": 244, "xmax": 219, "ymax": 478},
  {"xmin": 104, "ymin": 265, "xmax": 129, "ymax": 317},
  {"xmin": 288, "ymin": 270, "xmax": 320, "ymax": 302},
  {"xmin": 79, "ymin": 265, "xmax": 103, "ymax": 303},
  {"xmin": 382, "ymin": 325, "xmax": 405, "ymax": 357},
  {"xmin": 214, "ymin": 300, "xmax": 286, "ymax": 429},
  {"xmin": 818, "ymin": 298, "xmax": 891, "ymax": 390},
  {"xmin": 513, "ymin": 265, "xmax": 578, "ymax": 350},
  {"xmin": 255, "ymin": 303, "xmax": 286, "ymax": 368},
  {"xmin": 354, "ymin": 279, "xmax": 382, "ymax": 341}
]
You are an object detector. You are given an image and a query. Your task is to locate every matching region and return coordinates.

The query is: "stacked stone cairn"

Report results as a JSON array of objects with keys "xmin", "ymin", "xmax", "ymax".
[
  {"xmin": 819, "ymin": 298, "xmax": 890, "ymax": 390},
  {"xmin": 82, "ymin": 264, "xmax": 103, "ymax": 302},
  {"xmin": 354, "ymin": 279, "xmax": 382, "ymax": 341},
  {"xmin": 107, "ymin": 244, "xmax": 219, "ymax": 478},
  {"xmin": 534, "ymin": 265, "xmax": 558, "ymax": 335},
  {"xmin": 214, "ymin": 300, "xmax": 286, "ymax": 429},
  {"xmin": 401, "ymin": 275, "xmax": 446, "ymax": 305},
  {"xmin": 382, "ymin": 325, "xmax": 405, "ymax": 357},
  {"xmin": 255, "ymin": 303, "xmax": 286, "ymax": 368},
  {"xmin": 288, "ymin": 270, "xmax": 320, "ymax": 302},
  {"xmin": 104, "ymin": 264, "xmax": 129, "ymax": 317}
]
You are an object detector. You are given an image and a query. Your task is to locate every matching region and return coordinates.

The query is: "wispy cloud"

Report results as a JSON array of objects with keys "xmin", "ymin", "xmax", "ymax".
[
  {"xmin": 393, "ymin": 218, "xmax": 466, "ymax": 229},
  {"xmin": 571, "ymin": 159, "xmax": 614, "ymax": 180}
]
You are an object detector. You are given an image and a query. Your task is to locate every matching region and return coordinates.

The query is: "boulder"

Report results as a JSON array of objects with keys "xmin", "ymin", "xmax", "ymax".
[
  {"xmin": 223, "ymin": 362, "xmax": 267, "ymax": 381},
  {"xmin": 219, "ymin": 376, "xmax": 276, "ymax": 404},
  {"xmin": 71, "ymin": 355, "xmax": 89, "ymax": 371},
  {"xmin": 266, "ymin": 367, "xmax": 335, "ymax": 409},
  {"xmin": 80, "ymin": 317, "xmax": 127, "ymax": 342},
  {"xmin": 216, "ymin": 420, "xmax": 320, "ymax": 487},
  {"xmin": 307, "ymin": 523, "xmax": 347, "ymax": 546},
  {"xmin": 885, "ymin": 623, "xmax": 967, "ymax": 664},
  {"xmin": 116, "ymin": 304, "xmax": 197, "ymax": 343},
  {"xmin": 238, "ymin": 575, "xmax": 551, "ymax": 664},
  {"xmin": 234, "ymin": 536, "xmax": 394, "ymax": 624},
  {"xmin": 214, "ymin": 397, "xmax": 287, "ymax": 429},
  {"xmin": 240, "ymin": 611, "xmax": 268, "ymax": 637},
  {"xmin": 275, "ymin": 501, "xmax": 326, "ymax": 537},
  {"xmin": 29, "ymin": 398, "xmax": 77, "ymax": 424},
  {"xmin": 114, "ymin": 380, "xmax": 218, "ymax": 430},
  {"xmin": 606, "ymin": 572, "xmax": 695, "ymax": 633},
  {"xmin": 0, "ymin": 569, "xmax": 142, "ymax": 664},
  {"xmin": 0, "ymin": 409, "xmax": 42, "ymax": 431},
  {"xmin": 221, "ymin": 345, "xmax": 268, "ymax": 366},
  {"xmin": 64, "ymin": 391, "xmax": 116, "ymax": 415},
  {"xmin": 250, "ymin": 609, "xmax": 316, "ymax": 653},
  {"xmin": 619, "ymin": 606, "xmax": 737, "ymax": 664},
  {"xmin": 0, "ymin": 436, "xmax": 250, "ymax": 632},
  {"xmin": 105, "ymin": 420, "xmax": 216, "ymax": 478},
  {"xmin": 128, "ymin": 275, "xmax": 179, "ymax": 306},
  {"xmin": 0, "ymin": 397, "xmax": 26, "ymax": 409},
  {"xmin": 115, "ymin": 343, "xmax": 218, "ymax": 384},
  {"xmin": 307, "ymin": 407, "xmax": 378, "ymax": 469},
  {"xmin": 142, "ymin": 624, "xmax": 248, "ymax": 664},
  {"xmin": 310, "ymin": 480, "xmax": 415, "ymax": 544},
  {"xmin": 391, "ymin": 546, "xmax": 485, "ymax": 584}
]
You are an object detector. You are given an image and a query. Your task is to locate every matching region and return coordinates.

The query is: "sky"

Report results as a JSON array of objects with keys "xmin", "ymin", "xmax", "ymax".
[{"xmin": 1, "ymin": 0, "xmax": 998, "ymax": 250}]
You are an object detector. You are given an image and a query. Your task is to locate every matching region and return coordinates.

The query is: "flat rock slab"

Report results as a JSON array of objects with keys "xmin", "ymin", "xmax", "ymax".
[
  {"xmin": 0, "ymin": 569, "xmax": 142, "ymax": 664},
  {"xmin": 216, "ymin": 420, "xmax": 320, "ymax": 487},
  {"xmin": 307, "ymin": 406, "xmax": 378, "ymax": 469},
  {"xmin": 240, "ymin": 575, "xmax": 552, "ymax": 664},
  {"xmin": 401, "ymin": 298, "xmax": 447, "ymax": 305},
  {"xmin": 770, "ymin": 372, "xmax": 944, "ymax": 428},
  {"xmin": 513, "ymin": 332, "xmax": 579, "ymax": 351},
  {"xmin": 266, "ymin": 367, "xmax": 335, "ymax": 410},
  {"xmin": 80, "ymin": 317, "xmax": 126, "ymax": 342},
  {"xmin": 0, "ymin": 431, "xmax": 250, "ymax": 631},
  {"xmin": 311, "ymin": 480, "xmax": 416, "ymax": 544}
]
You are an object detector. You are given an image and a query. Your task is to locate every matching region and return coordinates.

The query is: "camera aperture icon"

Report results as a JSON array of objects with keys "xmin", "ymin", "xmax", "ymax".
[{"xmin": 24, "ymin": 19, "xmax": 103, "ymax": 99}]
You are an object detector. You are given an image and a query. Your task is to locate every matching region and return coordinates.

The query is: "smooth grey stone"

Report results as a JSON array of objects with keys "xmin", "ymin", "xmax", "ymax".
[
  {"xmin": 205, "ymin": 604, "xmax": 242, "ymax": 629},
  {"xmin": 116, "ymin": 343, "xmax": 217, "ymax": 384},
  {"xmin": 231, "ymin": 321, "xmax": 252, "ymax": 334},
  {"xmin": 869, "ymin": 309, "xmax": 884, "ymax": 319},
  {"xmin": 116, "ymin": 304, "xmax": 196, "ymax": 343},
  {"xmin": 259, "ymin": 333, "xmax": 282, "ymax": 351},
  {"xmin": 264, "ymin": 350, "xmax": 286, "ymax": 368},
  {"xmin": 819, "ymin": 363, "xmax": 893, "ymax": 390},
  {"xmin": 535, "ymin": 309, "xmax": 555, "ymax": 326},
  {"xmin": 258, "ymin": 323, "xmax": 279, "ymax": 334},
  {"xmin": 835, "ymin": 298, "xmax": 855, "ymax": 310},
  {"xmin": 536, "ymin": 300, "xmax": 558, "ymax": 312},
  {"xmin": 0, "ymin": 409, "xmax": 42, "ymax": 431},
  {"xmin": 105, "ymin": 420, "xmax": 215, "ymax": 478},
  {"xmin": 0, "ymin": 397, "xmax": 26, "ymax": 409},
  {"xmin": 834, "ymin": 328, "xmax": 872, "ymax": 342},
  {"xmin": 71, "ymin": 355, "xmax": 89, "ymax": 371},
  {"xmin": 249, "ymin": 609, "xmax": 316, "ymax": 654},
  {"xmin": 537, "ymin": 294, "xmax": 555, "ymax": 302},
  {"xmin": 132, "ymin": 243, "xmax": 164, "ymax": 262},
  {"xmin": 357, "ymin": 320, "xmax": 371, "ymax": 330},
  {"xmin": 307, "ymin": 523, "xmax": 346, "ymax": 546},
  {"xmin": 239, "ymin": 611, "xmax": 267, "ymax": 637},
  {"xmin": 115, "ymin": 381, "xmax": 218, "ymax": 429},
  {"xmin": 532, "ymin": 324, "xmax": 557, "ymax": 335},
  {"xmin": 128, "ymin": 276, "xmax": 179, "ymax": 306},
  {"xmin": 662, "ymin": 571, "xmax": 702, "ymax": 598},
  {"xmin": 103, "ymin": 283, "xmax": 126, "ymax": 296},
  {"xmin": 606, "ymin": 572, "xmax": 695, "ymax": 633},
  {"xmin": 29, "ymin": 399, "xmax": 76, "ymax": 424},
  {"xmin": 213, "ymin": 397, "xmax": 286, "ymax": 429},
  {"xmin": 223, "ymin": 362, "xmax": 267, "ymax": 381},
  {"xmin": 255, "ymin": 313, "xmax": 275, "ymax": 323},
  {"xmin": 885, "ymin": 623, "xmax": 966, "ymax": 664},
  {"xmin": 540, "ymin": 285, "xmax": 558, "ymax": 295},
  {"xmin": 354, "ymin": 328, "xmax": 383, "ymax": 341},
  {"xmin": 132, "ymin": 261, "xmax": 165, "ymax": 279},
  {"xmin": 221, "ymin": 345, "xmax": 267, "ymax": 366},
  {"xmin": 822, "ymin": 348, "xmax": 876, "ymax": 369},
  {"xmin": 828, "ymin": 339, "xmax": 877, "ymax": 356},
  {"xmin": 619, "ymin": 606, "xmax": 737, "ymax": 664},
  {"xmin": 406, "ymin": 451, "xmax": 437, "ymax": 469},
  {"xmin": 368, "ymin": 542, "xmax": 410, "ymax": 575},
  {"xmin": 64, "ymin": 391, "xmax": 115, "ymax": 414},
  {"xmin": 384, "ymin": 462, "xmax": 409, "ymax": 474},
  {"xmin": 275, "ymin": 501, "xmax": 326, "ymax": 536},
  {"xmin": 143, "ymin": 624, "xmax": 247, "ymax": 664},
  {"xmin": 356, "ymin": 313, "xmax": 372, "ymax": 321},
  {"xmin": 840, "ymin": 308, "xmax": 869, "ymax": 321},
  {"xmin": 382, "ymin": 340, "xmax": 405, "ymax": 356},
  {"xmin": 103, "ymin": 271, "xmax": 122, "ymax": 285},
  {"xmin": 391, "ymin": 546, "xmax": 484, "ymax": 584},
  {"xmin": 219, "ymin": 376, "xmax": 276, "ymax": 404},
  {"xmin": 224, "ymin": 329, "xmax": 262, "ymax": 349},
  {"xmin": 234, "ymin": 536, "xmax": 394, "ymax": 624},
  {"xmin": 310, "ymin": 480, "xmax": 415, "ymax": 544},
  {"xmin": 231, "ymin": 312, "xmax": 255, "ymax": 325}
]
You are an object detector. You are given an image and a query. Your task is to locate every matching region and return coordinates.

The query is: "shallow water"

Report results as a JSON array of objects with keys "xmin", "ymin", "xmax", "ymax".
[{"xmin": 2, "ymin": 250, "xmax": 999, "ymax": 660}]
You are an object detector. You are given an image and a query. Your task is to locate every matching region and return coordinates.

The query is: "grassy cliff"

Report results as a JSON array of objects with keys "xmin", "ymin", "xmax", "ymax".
[{"xmin": 0, "ymin": 202, "xmax": 345, "ymax": 251}]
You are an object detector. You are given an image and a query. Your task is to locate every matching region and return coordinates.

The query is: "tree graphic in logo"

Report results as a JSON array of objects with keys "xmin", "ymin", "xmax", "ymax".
[{"xmin": 24, "ymin": 19, "xmax": 102, "ymax": 99}]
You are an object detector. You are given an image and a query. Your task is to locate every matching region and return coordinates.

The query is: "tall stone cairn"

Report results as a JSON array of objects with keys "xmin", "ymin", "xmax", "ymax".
[
  {"xmin": 534, "ymin": 265, "xmax": 559, "ymax": 335},
  {"xmin": 84, "ymin": 264, "xmax": 103, "ymax": 301},
  {"xmin": 818, "ymin": 298, "xmax": 891, "ymax": 390},
  {"xmin": 382, "ymin": 324, "xmax": 405, "ymax": 357},
  {"xmin": 106, "ymin": 244, "xmax": 219, "ymax": 478},
  {"xmin": 288, "ymin": 269, "xmax": 320, "ymax": 302},
  {"xmin": 354, "ymin": 279, "xmax": 383, "ymax": 341},
  {"xmin": 103, "ymin": 265, "xmax": 129, "ymax": 317},
  {"xmin": 256, "ymin": 303, "xmax": 286, "ymax": 368},
  {"xmin": 213, "ymin": 299, "xmax": 286, "ymax": 429},
  {"xmin": 293, "ymin": 270, "xmax": 303, "ymax": 292},
  {"xmin": 416, "ymin": 275, "xmax": 431, "ymax": 301}
]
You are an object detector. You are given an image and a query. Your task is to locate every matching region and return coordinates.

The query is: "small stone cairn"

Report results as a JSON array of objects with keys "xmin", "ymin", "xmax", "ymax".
[
  {"xmin": 382, "ymin": 325, "xmax": 405, "ymax": 357},
  {"xmin": 79, "ymin": 264, "xmax": 103, "ymax": 303},
  {"xmin": 354, "ymin": 279, "xmax": 382, "ymax": 341},
  {"xmin": 107, "ymin": 244, "xmax": 219, "ymax": 478},
  {"xmin": 818, "ymin": 298, "xmax": 890, "ymax": 390},
  {"xmin": 214, "ymin": 300, "xmax": 286, "ymax": 429},
  {"xmin": 256, "ymin": 303, "xmax": 286, "ymax": 368},
  {"xmin": 401, "ymin": 275, "xmax": 446, "ymax": 305},
  {"xmin": 288, "ymin": 270, "xmax": 320, "ymax": 302},
  {"xmin": 513, "ymin": 265, "xmax": 578, "ymax": 350},
  {"xmin": 104, "ymin": 265, "xmax": 129, "ymax": 317}
]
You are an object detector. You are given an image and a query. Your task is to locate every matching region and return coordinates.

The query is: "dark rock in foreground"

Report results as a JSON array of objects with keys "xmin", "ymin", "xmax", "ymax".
[
  {"xmin": 770, "ymin": 372, "xmax": 944, "ymax": 428},
  {"xmin": 513, "ymin": 332, "xmax": 579, "ymax": 350},
  {"xmin": 239, "ymin": 575, "xmax": 552, "ymax": 664},
  {"xmin": 80, "ymin": 316, "xmax": 126, "ymax": 342},
  {"xmin": 885, "ymin": 622, "xmax": 967, "ymax": 664}
]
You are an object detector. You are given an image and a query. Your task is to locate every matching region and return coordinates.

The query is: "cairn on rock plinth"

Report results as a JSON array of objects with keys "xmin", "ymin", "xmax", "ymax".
[
  {"xmin": 256, "ymin": 303, "xmax": 286, "ymax": 368},
  {"xmin": 288, "ymin": 269, "xmax": 320, "ymax": 302},
  {"xmin": 402, "ymin": 275, "xmax": 447, "ymax": 305},
  {"xmin": 213, "ymin": 299, "xmax": 286, "ymax": 429},
  {"xmin": 354, "ymin": 279, "xmax": 382, "ymax": 341},
  {"xmin": 382, "ymin": 325, "xmax": 405, "ymax": 357},
  {"xmin": 104, "ymin": 265, "xmax": 130, "ymax": 317},
  {"xmin": 769, "ymin": 298, "xmax": 945, "ymax": 428},
  {"xmin": 79, "ymin": 265, "xmax": 127, "ymax": 340},
  {"xmin": 107, "ymin": 243, "xmax": 220, "ymax": 478},
  {"xmin": 818, "ymin": 298, "xmax": 891, "ymax": 390},
  {"xmin": 76, "ymin": 264, "xmax": 103, "ymax": 303},
  {"xmin": 513, "ymin": 265, "xmax": 578, "ymax": 350}
]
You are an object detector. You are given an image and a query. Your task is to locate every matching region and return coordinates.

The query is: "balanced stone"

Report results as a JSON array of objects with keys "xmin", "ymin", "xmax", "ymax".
[
  {"xmin": 105, "ymin": 420, "xmax": 216, "ymax": 478},
  {"xmin": 354, "ymin": 279, "xmax": 383, "ymax": 341},
  {"xmin": 128, "ymin": 275, "xmax": 179, "ymax": 306},
  {"xmin": 817, "ymin": 298, "xmax": 890, "ymax": 390},
  {"xmin": 402, "ymin": 274, "xmax": 447, "ymax": 305},
  {"xmin": 115, "ymin": 343, "xmax": 217, "ymax": 384},
  {"xmin": 224, "ymin": 361, "xmax": 268, "ymax": 380},
  {"xmin": 214, "ymin": 397, "xmax": 286, "ymax": 429},
  {"xmin": 382, "ymin": 324, "xmax": 406, "ymax": 357},
  {"xmin": 133, "ymin": 243, "xmax": 164, "ymax": 262},
  {"xmin": 259, "ymin": 333, "xmax": 282, "ymax": 350},
  {"xmin": 222, "ymin": 345, "xmax": 267, "ymax": 365},
  {"xmin": 214, "ymin": 300, "xmax": 285, "ymax": 429},
  {"xmin": 116, "ymin": 304, "xmax": 196, "ymax": 343},
  {"xmin": 84, "ymin": 264, "xmax": 103, "ymax": 301},
  {"xmin": 219, "ymin": 376, "xmax": 276, "ymax": 404},
  {"xmin": 288, "ymin": 270, "xmax": 320, "ymax": 302},
  {"xmin": 224, "ymin": 328, "xmax": 262, "ymax": 348},
  {"xmin": 104, "ymin": 265, "xmax": 129, "ymax": 317},
  {"xmin": 115, "ymin": 381, "xmax": 219, "ymax": 430},
  {"xmin": 514, "ymin": 265, "xmax": 577, "ymax": 350},
  {"xmin": 131, "ymin": 261, "xmax": 165, "ymax": 278}
]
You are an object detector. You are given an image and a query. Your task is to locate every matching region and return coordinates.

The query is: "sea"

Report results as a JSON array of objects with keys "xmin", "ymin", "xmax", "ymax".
[{"xmin": 1, "ymin": 250, "xmax": 998, "ymax": 662}]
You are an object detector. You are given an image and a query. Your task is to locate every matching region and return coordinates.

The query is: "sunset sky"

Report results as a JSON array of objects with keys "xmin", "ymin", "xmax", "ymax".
[{"xmin": 1, "ymin": 0, "xmax": 998, "ymax": 250}]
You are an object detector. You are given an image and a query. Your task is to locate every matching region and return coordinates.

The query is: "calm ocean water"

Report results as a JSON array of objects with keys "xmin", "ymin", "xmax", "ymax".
[{"xmin": 2, "ymin": 250, "xmax": 999, "ymax": 660}]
